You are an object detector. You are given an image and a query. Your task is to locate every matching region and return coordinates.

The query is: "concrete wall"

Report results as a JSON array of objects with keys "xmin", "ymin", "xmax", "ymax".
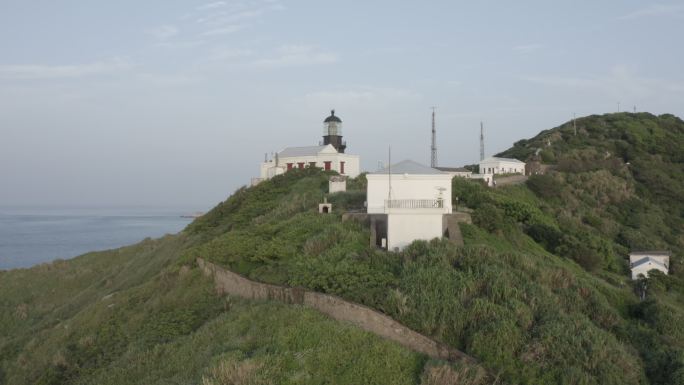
[
  {"xmin": 197, "ymin": 258, "xmax": 476, "ymax": 365},
  {"xmin": 387, "ymin": 214, "xmax": 444, "ymax": 250}
]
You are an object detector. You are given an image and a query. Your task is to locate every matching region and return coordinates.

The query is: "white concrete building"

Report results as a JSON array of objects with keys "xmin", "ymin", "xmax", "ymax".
[
  {"xmin": 479, "ymin": 157, "xmax": 526, "ymax": 175},
  {"xmin": 629, "ymin": 251, "xmax": 670, "ymax": 280},
  {"xmin": 256, "ymin": 110, "xmax": 360, "ymax": 182},
  {"xmin": 259, "ymin": 144, "xmax": 360, "ymax": 180},
  {"xmin": 366, "ymin": 160, "xmax": 453, "ymax": 250}
]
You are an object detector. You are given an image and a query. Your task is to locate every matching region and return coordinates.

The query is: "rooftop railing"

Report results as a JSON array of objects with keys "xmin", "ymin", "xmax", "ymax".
[{"xmin": 385, "ymin": 199, "xmax": 444, "ymax": 209}]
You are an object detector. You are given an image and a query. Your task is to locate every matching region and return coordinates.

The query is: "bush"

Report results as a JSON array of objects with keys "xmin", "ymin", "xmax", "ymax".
[
  {"xmin": 526, "ymin": 174, "xmax": 562, "ymax": 199},
  {"xmin": 472, "ymin": 203, "xmax": 504, "ymax": 232}
]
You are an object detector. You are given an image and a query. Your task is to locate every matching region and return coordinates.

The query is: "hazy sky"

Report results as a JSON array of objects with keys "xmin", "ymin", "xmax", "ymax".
[{"xmin": 1, "ymin": 1, "xmax": 682, "ymax": 209}]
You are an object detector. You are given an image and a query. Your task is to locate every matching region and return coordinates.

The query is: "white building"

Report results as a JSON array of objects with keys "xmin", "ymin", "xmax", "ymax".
[
  {"xmin": 259, "ymin": 144, "xmax": 360, "ymax": 179},
  {"xmin": 479, "ymin": 157, "xmax": 526, "ymax": 175},
  {"xmin": 257, "ymin": 110, "xmax": 360, "ymax": 182},
  {"xmin": 629, "ymin": 251, "xmax": 670, "ymax": 280},
  {"xmin": 366, "ymin": 160, "xmax": 453, "ymax": 250}
]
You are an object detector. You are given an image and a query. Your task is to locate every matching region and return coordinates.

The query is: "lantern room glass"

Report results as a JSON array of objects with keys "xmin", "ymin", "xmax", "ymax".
[{"xmin": 324, "ymin": 121, "xmax": 342, "ymax": 136}]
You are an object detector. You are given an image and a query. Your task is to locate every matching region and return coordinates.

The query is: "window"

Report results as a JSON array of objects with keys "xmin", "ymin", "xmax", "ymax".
[
  {"xmin": 309, "ymin": 162, "xmax": 317, "ymax": 168},
  {"xmin": 324, "ymin": 161, "xmax": 332, "ymax": 171},
  {"xmin": 340, "ymin": 161, "xmax": 345, "ymax": 174},
  {"xmin": 286, "ymin": 163, "xmax": 293, "ymax": 171},
  {"xmin": 297, "ymin": 162, "xmax": 305, "ymax": 169}
]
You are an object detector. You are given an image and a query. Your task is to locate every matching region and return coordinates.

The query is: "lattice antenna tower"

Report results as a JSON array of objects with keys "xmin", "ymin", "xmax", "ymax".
[
  {"xmin": 430, "ymin": 107, "xmax": 437, "ymax": 167},
  {"xmin": 479, "ymin": 121, "xmax": 485, "ymax": 161}
]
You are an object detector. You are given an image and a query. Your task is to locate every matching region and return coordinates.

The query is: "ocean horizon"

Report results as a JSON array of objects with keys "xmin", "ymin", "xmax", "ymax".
[{"xmin": 0, "ymin": 206, "xmax": 200, "ymax": 270}]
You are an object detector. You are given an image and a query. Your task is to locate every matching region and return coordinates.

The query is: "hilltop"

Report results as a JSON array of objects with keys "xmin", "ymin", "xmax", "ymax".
[{"xmin": 1, "ymin": 112, "xmax": 683, "ymax": 385}]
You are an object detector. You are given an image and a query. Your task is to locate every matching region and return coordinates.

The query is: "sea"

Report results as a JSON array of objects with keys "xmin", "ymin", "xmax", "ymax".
[{"xmin": 0, "ymin": 206, "xmax": 199, "ymax": 270}]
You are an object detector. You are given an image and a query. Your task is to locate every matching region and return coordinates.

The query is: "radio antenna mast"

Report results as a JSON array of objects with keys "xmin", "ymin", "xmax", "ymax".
[
  {"xmin": 430, "ymin": 107, "xmax": 437, "ymax": 167},
  {"xmin": 480, "ymin": 121, "xmax": 485, "ymax": 161}
]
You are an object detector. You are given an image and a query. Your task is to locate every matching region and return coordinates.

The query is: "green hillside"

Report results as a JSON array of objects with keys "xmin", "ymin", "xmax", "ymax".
[{"xmin": 2, "ymin": 112, "xmax": 683, "ymax": 384}]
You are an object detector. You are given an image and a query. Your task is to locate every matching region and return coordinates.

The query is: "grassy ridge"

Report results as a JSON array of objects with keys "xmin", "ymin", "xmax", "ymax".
[
  {"xmin": 2, "ymin": 112, "xmax": 683, "ymax": 384},
  {"xmin": 181, "ymin": 113, "xmax": 684, "ymax": 384},
  {"xmin": 0, "ymin": 228, "xmax": 455, "ymax": 385}
]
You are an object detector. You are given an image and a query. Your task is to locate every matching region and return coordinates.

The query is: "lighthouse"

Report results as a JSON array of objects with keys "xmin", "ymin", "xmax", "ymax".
[{"xmin": 322, "ymin": 109, "xmax": 346, "ymax": 153}]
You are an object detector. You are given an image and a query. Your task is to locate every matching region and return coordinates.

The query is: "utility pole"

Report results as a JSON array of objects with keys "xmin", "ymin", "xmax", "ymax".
[
  {"xmin": 430, "ymin": 107, "xmax": 437, "ymax": 168},
  {"xmin": 480, "ymin": 121, "xmax": 485, "ymax": 161}
]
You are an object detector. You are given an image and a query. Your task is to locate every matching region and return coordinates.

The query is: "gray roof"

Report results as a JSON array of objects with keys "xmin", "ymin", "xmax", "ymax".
[
  {"xmin": 632, "ymin": 257, "xmax": 668, "ymax": 270},
  {"xmin": 481, "ymin": 156, "xmax": 526, "ymax": 164},
  {"xmin": 278, "ymin": 145, "xmax": 329, "ymax": 158},
  {"xmin": 372, "ymin": 160, "xmax": 445, "ymax": 175},
  {"xmin": 436, "ymin": 166, "xmax": 471, "ymax": 172}
]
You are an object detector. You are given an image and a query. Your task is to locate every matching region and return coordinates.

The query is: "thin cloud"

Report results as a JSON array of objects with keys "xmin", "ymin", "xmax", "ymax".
[
  {"xmin": 146, "ymin": 25, "xmax": 179, "ymax": 40},
  {"xmin": 255, "ymin": 45, "xmax": 338, "ymax": 68},
  {"xmin": 196, "ymin": 0, "xmax": 284, "ymax": 37},
  {"xmin": 0, "ymin": 58, "xmax": 133, "ymax": 80},
  {"xmin": 197, "ymin": 1, "xmax": 227, "ymax": 11},
  {"xmin": 512, "ymin": 43, "xmax": 543, "ymax": 54},
  {"xmin": 617, "ymin": 4, "xmax": 684, "ymax": 20},
  {"xmin": 523, "ymin": 65, "xmax": 684, "ymax": 99},
  {"xmin": 201, "ymin": 25, "xmax": 243, "ymax": 36},
  {"xmin": 297, "ymin": 87, "xmax": 423, "ymax": 120}
]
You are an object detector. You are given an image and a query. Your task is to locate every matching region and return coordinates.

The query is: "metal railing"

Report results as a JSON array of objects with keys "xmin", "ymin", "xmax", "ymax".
[{"xmin": 385, "ymin": 199, "xmax": 444, "ymax": 209}]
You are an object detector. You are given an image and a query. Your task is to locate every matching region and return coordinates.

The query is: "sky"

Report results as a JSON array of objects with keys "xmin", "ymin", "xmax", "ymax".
[{"xmin": 1, "ymin": 1, "xmax": 682, "ymax": 210}]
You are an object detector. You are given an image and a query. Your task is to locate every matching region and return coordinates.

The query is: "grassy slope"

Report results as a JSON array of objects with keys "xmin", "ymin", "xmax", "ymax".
[
  {"xmin": 183, "ymin": 113, "xmax": 684, "ymax": 384},
  {"xmin": 2, "ymin": 113, "xmax": 683, "ymax": 385},
  {"xmin": 0, "ymin": 229, "xmax": 440, "ymax": 384}
]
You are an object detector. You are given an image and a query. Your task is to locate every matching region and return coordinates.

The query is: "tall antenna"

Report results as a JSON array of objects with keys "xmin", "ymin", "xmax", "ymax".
[
  {"xmin": 430, "ymin": 107, "xmax": 437, "ymax": 167},
  {"xmin": 388, "ymin": 146, "xmax": 392, "ymax": 203},
  {"xmin": 479, "ymin": 121, "xmax": 485, "ymax": 161}
]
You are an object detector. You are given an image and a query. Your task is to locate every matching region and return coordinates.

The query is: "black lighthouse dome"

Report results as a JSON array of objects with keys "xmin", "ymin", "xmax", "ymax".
[{"xmin": 324, "ymin": 109, "xmax": 342, "ymax": 123}]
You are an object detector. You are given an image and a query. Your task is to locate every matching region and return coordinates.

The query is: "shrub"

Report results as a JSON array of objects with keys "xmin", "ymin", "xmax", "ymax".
[
  {"xmin": 472, "ymin": 203, "xmax": 504, "ymax": 232},
  {"xmin": 526, "ymin": 174, "xmax": 561, "ymax": 199}
]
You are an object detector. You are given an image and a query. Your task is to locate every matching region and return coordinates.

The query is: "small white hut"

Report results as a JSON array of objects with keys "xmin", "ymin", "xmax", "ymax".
[{"xmin": 629, "ymin": 251, "xmax": 670, "ymax": 280}]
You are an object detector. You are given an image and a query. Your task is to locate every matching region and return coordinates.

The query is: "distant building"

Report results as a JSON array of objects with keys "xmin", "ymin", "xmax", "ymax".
[
  {"xmin": 479, "ymin": 157, "xmax": 526, "ymax": 175},
  {"xmin": 257, "ymin": 110, "xmax": 360, "ymax": 182},
  {"xmin": 366, "ymin": 160, "xmax": 452, "ymax": 250},
  {"xmin": 629, "ymin": 251, "xmax": 670, "ymax": 280}
]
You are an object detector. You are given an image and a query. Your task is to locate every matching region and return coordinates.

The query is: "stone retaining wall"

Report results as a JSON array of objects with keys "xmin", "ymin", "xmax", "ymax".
[{"xmin": 197, "ymin": 258, "xmax": 476, "ymax": 364}]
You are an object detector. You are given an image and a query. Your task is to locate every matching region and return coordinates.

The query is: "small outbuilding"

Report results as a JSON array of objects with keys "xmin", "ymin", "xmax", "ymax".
[{"xmin": 629, "ymin": 251, "xmax": 670, "ymax": 280}]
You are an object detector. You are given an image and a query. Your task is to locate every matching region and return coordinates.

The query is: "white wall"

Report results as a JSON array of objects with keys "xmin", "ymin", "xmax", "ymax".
[
  {"xmin": 479, "ymin": 160, "xmax": 525, "ymax": 175},
  {"xmin": 260, "ymin": 153, "xmax": 360, "ymax": 179},
  {"xmin": 387, "ymin": 214, "xmax": 444, "ymax": 250},
  {"xmin": 366, "ymin": 174, "xmax": 453, "ymax": 214}
]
